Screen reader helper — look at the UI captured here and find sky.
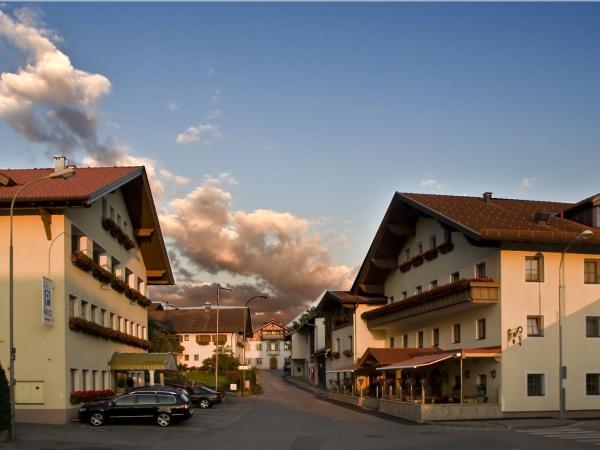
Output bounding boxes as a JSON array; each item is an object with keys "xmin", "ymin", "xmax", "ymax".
[{"xmin": 1, "ymin": 2, "xmax": 600, "ymax": 324}]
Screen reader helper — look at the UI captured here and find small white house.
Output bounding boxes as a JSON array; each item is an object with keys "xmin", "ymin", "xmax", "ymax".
[{"xmin": 245, "ymin": 320, "xmax": 290, "ymax": 370}]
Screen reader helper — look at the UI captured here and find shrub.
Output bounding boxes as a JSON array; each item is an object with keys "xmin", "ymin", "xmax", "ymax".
[{"xmin": 0, "ymin": 365, "xmax": 10, "ymax": 432}]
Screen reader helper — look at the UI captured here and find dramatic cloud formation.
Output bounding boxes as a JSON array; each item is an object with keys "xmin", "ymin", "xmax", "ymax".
[
  {"xmin": 158, "ymin": 176, "xmax": 355, "ymax": 321},
  {"xmin": 0, "ymin": 9, "xmax": 114, "ymax": 161}
]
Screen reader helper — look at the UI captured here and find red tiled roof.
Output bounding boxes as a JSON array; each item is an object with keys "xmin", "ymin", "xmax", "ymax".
[
  {"xmin": 401, "ymin": 192, "xmax": 599, "ymax": 242},
  {"xmin": 357, "ymin": 347, "xmax": 442, "ymax": 368},
  {"xmin": 0, "ymin": 166, "xmax": 141, "ymax": 204},
  {"xmin": 327, "ymin": 290, "xmax": 388, "ymax": 305}
]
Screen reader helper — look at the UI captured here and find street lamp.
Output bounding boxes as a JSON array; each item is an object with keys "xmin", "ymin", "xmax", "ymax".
[
  {"xmin": 215, "ymin": 284, "xmax": 231, "ymax": 391},
  {"xmin": 558, "ymin": 229, "xmax": 593, "ymax": 420},
  {"xmin": 241, "ymin": 295, "xmax": 268, "ymax": 396},
  {"xmin": 8, "ymin": 166, "xmax": 75, "ymax": 440}
]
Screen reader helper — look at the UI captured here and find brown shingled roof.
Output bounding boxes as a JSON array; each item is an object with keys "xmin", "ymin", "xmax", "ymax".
[{"xmin": 149, "ymin": 308, "xmax": 252, "ymax": 336}]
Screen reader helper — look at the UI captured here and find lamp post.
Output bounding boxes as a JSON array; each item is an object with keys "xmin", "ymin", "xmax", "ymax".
[
  {"xmin": 558, "ymin": 229, "xmax": 593, "ymax": 421},
  {"xmin": 214, "ymin": 284, "xmax": 231, "ymax": 391},
  {"xmin": 241, "ymin": 295, "xmax": 267, "ymax": 396},
  {"xmin": 8, "ymin": 167, "xmax": 75, "ymax": 440}
]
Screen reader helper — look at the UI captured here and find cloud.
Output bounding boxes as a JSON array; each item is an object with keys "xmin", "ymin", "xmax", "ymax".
[
  {"xmin": 0, "ymin": 9, "xmax": 112, "ymax": 160},
  {"xmin": 167, "ymin": 101, "xmax": 179, "ymax": 112},
  {"xmin": 175, "ymin": 123, "xmax": 220, "ymax": 144},
  {"xmin": 207, "ymin": 66, "xmax": 215, "ymax": 77},
  {"xmin": 420, "ymin": 178, "xmax": 442, "ymax": 190},
  {"xmin": 519, "ymin": 178, "xmax": 536, "ymax": 189},
  {"xmin": 157, "ymin": 177, "xmax": 355, "ymax": 320},
  {"xmin": 160, "ymin": 168, "xmax": 190, "ymax": 186}
]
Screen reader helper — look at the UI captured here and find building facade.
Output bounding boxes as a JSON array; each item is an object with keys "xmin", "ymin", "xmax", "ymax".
[
  {"xmin": 348, "ymin": 191, "xmax": 600, "ymax": 418},
  {"xmin": 0, "ymin": 159, "xmax": 173, "ymax": 423},
  {"xmin": 245, "ymin": 320, "xmax": 290, "ymax": 370},
  {"xmin": 149, "ymin": 304, "xmax": 251, "ymax": 367}
]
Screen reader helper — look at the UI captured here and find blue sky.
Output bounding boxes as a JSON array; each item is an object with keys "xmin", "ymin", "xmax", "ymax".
[{"xmin": 2, "ymin": 2, "xmax": 600, "ymax": 319}]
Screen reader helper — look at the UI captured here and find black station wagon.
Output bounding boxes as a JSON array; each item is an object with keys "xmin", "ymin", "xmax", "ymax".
[{"xmin": 78, "ymin": 391, "xmax": 193, "ymax": 427}]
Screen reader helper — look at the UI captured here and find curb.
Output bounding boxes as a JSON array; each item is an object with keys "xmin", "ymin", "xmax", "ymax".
[{"xmin": 427, "ymin": 419, "xmax": 580, "ymax": 431}]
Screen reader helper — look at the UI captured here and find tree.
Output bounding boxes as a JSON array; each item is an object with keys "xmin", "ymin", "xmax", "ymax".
[
  {"xmin": 288, "ymin": 306, "xmax": 316, "ymax": 332},
  {"xmin": 0, "ymin": 364, "xmax": 10, "ymax": 433},
  {"xmin": 148, "ymin": 320, "xmax": 184, "ymax": 354},
  {"xmin": 201, "ymin": 346, "xmax": 240, "ymax": 372}
]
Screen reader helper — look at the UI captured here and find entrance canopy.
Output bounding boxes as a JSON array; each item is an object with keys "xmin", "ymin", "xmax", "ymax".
[
  {"xmin": 109, "ymin": 352, "xmax": 178, "ymax": 371},
  {"xmin": 326, "ymin": 364, "xmax": 356, "ymax": 373},
  {"xmin": 376, "ymin": 353, "xmax": 457, "ymax": 371}
]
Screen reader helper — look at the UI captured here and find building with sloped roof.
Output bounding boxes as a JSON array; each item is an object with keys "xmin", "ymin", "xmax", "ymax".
[
  {"xmin": 341, "ymin": 191, "xmax": 600, "ymax": 420},
  {"xmin": 149, "ymin": 305, "xmax": 252, "ymax": 368},
  {"xmin": 0, "ymin": 157, "xmax": 173, "ymax": 423}
]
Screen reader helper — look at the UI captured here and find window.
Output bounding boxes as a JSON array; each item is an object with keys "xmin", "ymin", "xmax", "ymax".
[
  {"xmin": 109, "ymin": 206, "xmax": 115, "ymax": 220},
  {"xmin": 194, "ymin": 354, "xmax": 199, "ymax": 362},
  {"xmin": 405, "ymin": 249, "xmax": 410, "ymax": 262},
  {"xmin": 184, "ymin": 335, "xmax": 189, "ymax": 341},
  {"xmin": 477, "ymin": 374, "xmax": 487, "ymax": 395},
  {"xmin": 82, "ymin": 369, "xmax": 88, "ymax": 391},
  {"xmin": 117, "ymin": 214, "xmax": 122, "ymax": 227},
  {"xmin": 527, "ymin": 316, "xmax": 544, "ymax": 337},
  {"xmin": 586, "ymin": 316, "xmax": 600, "ymax": 337},
  {"xmin": 389, "ymin": 337, "xmax": 395, "ymax": 348},
  {"xmin": 81, "ymin": 300, "xmax": 88, "ymax": 320},
  {"xmin": 103, "ymin": 371, "xmax": 109, "ymax": 390},
  {"xmin": 429, "ymin": 234, "xmax": 437, "ymax": 250},
  {"xmin": 401, "ymin": 291, "xmax": 408, "ymax": 300},
  {"xmin": 450, "ymin": 272, "xmax": 460, "ymax": 283},
  {"xmin": 256, "ymin": 358, "xmax": 263, "ymax": 366},
  {"xmin": 69, "ymin": 295, "xmax": 77, "ymax": 318},
  {"xmin": 110, "ymin": 313, "xmax": 115, "ymax": 330},
  {"xmin": 118, "ymin": 316, "xmax": 123, "ymax": 332},
  {"xmin": 402, "ymin": 334, "xmax": 408, "ymax": 348},
  {"xmin": 444, "ymin": 229, "xmax": 452, "ymax": 243},
  {"xmin": 430, "ymin": 280, "xmax": 437, "ymax": 290},
  {"xmin": 417, "ymin": 241, "xmax": 423, "ymax": 255},
  {"xmin": 452, "ymin": 324, "xmax": 461, "ymax": 344},
  {"xmin": 415, "ymin": 286, "xmax": 422, "ymax": 295},
  {"xmin": 476, "ymin": 319, "xmax": 486, "ymax": 340},
  {"xmin": 527, "ymin": 374, "xmax": 545, "ymax": 397},
  {"xmin": 584, "ymin": 260, "xmax": 600, "ymax": 284},
  {"xmin": 92, "ymin": 370, "xmax": 98, "ymax": 390},
  {"xmin": 70, "ymin": 369, "xmax": 78, "ymax": 393},
  {"xmin": 184, "ymin": 354, "xmax": 190, "ymax": 361},
  {"xmin": 432, "ymin": 328, "xmax": 440, "ymax": 347},
  {"xmin": 335, "ymin": 338, "xmax": 340, "ymax": 353},
  {"xmin": 525, "ymin": 255, "xmax": 544, "ymax": 282},
  {"xmin": 115, "ymin": 395, "xmax": 138, "ymax": 406},
  {"xmin": 216, "ymin": 334, "xmax": 227, "ymax": 345},
  {"xmin": 158, "ymin": 395, "xmax": 176, "ymax": 404},
  {"xmin": 587, "ymin": 374, "xmax": 600, "ymax": 396},
  {"xmin": 90, "ymin": 305, "xmax": 97, "ymax": 323},
  {"xmin": 417, "ymin": 331, "xmax": 424, "ymax": 348},
  {"xmin": 256, "ymin": 342, "xmax": 263, "ymax": 351},
  {"xmin": 137, "ymin": 394, "xmax": 157, "ymax": 405},
  {"xmin": 475, "ymin": 262, "xmax": 486, "ymax": 278},
  {"xmin": 196, "ymin": 335, "xmax": 210, "ymax": 345},
  {"xmin": 348, "ymin": 335, "xmax": 353, "ymax": 354}
]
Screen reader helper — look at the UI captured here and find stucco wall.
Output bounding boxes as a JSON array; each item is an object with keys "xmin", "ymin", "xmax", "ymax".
[{"xmin": 179, "ymin": 332, "xmax": 240, "ymax": 367}]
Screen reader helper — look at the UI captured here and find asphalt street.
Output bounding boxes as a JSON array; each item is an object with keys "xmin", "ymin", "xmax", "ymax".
[{"xmin": 2, "ymin": 370, "xmax": 600, "ymax": 449}]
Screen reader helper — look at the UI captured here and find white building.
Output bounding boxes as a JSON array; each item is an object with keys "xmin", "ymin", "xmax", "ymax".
[{"xmin": 245, "ymin": 320, "xmax": 290, "ymax": 370}]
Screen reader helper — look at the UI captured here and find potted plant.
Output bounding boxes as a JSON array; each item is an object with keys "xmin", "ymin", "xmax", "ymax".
[
  {"xmin": 399, "ymin": 261, "xmax": 411, "ymax": 272},
  {"xmin": 423, "ymin": 248, "xmax": 438, "ymax": 261},
  {"xmin": 437, "ymin": 241, "xmax": 454, "ymax": 254},
  {"xmin": 342, "ymin": 349, "xmax": 353, "ymax": 358},
  {"xmin": 71, "ymin": 251, "xmax": 94, "ymax": 272},
  {"xmin": 330, "ymin": 351, "xmax": 340, "ymax": 359},
  {"xmin": 410, "ymin": 255, "xmax": 424, "ymax": 267}
]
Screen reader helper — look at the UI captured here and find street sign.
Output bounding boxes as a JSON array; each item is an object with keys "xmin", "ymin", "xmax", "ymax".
[
  {"xmin": 42, "ymin": 277, "xmax": 53, "ymax": 327},
  {"xmin": 238, "ymin": 365, "xmax": 251, "ymax": 371}
]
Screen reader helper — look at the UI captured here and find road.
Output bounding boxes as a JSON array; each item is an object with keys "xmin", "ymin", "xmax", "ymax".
[{"xmin": 2, "ymin": 370, "xmax": 600, "ymax": 449}]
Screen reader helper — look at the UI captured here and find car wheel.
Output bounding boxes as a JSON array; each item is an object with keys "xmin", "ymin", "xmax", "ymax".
[
  {"xmin": 156, "ymin": 412, "xmax": 171, "ymax": 427},
  {"xmin": 199, "ymin": 399, "xmax": 211, "ymax": 409},
  {"xmin": 89, "ymin": 412, "xmax": 105, "ymax": 427}
]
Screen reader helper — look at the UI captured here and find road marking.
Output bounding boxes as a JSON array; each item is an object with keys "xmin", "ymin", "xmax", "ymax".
[{"xmin": 518, "ymin": 427, "xmax": 600, "ymax": 447}]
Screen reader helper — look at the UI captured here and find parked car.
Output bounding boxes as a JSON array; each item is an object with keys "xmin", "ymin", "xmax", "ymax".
[
  {"xmin": 78, "ymin": 390, "xmax": 193, "ymax": 427},
  {"xmin": 185, "ymin": 386, "xmax": 223, "ymax": 409}
]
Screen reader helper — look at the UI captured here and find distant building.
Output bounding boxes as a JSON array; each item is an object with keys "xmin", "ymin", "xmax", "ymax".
[
  {"xmin": 245, "ymin": 320, "xmax": 290, "ymax": 370},
  {"xmin": 149, "ymin": 304, "xmax": 252, "ymax": 367},
  {"xmin": 0, "ymin": 158, "xmax": 173, "ymax": 423}
]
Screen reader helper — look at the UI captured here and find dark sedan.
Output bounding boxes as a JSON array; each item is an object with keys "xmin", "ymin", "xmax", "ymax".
[
  {"xmin": 185, "ymin": 385, "xmax": 223, "ymax": 409},
  {"xmin": 78, "ymin": 391, "xmax": 193, "ymax": 427}
]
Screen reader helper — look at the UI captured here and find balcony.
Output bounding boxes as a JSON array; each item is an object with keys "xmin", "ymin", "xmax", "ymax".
[
  {"xmin": 363, "ymin": 279, "xmax": 499, "ymax": 328},
  {"xmin": 266, "ymin": 350, "xmax": 280, "ymax": 356}
]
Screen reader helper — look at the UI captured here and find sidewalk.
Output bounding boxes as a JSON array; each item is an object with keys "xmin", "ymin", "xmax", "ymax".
[{"xmin": 284, "ymin": 376, "xmax": 584, "ymax": 430}]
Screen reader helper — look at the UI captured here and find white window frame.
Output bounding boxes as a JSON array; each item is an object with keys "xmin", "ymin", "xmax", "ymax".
[
  {"xmin": 585, "ymin": 371, "xmax": 600, "ymax": 397},
  {"xmin": 476, "ymin": 318, "xmax": 486, "ymax": 340}
]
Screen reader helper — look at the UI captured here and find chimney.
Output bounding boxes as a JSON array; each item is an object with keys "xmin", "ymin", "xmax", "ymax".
[
  {"xmin": 54, "ymin": 156, "xmax": 67, "ymax": 171},
  {"xmin": 482, "ymin": 192, "xmax": 493, "ymax": 203}
]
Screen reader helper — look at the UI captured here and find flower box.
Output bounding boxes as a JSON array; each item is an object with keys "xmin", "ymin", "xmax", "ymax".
[
  {"xmin": 330, "ymin": 351, "xmax": 340, "ymax": 359},
  {"xmin": 102, "ymin": 218, "xmax": 136, "ymax": 251},
  {"xmin": 399, "ymin": 261, "xmax": 411, "ymax": 272},
  {"xmin": 92, "ymin": 266, "xmax": 113, "ymax": 284},
  {"xmin": 69, "ymin": 317, "xmax": 152, "ymax": 350},
  {"xmin": 111, "ymin": 277, "xmax": 127, "ymax": 293},
  {"xmin": 71, "ymin": 251, "xmax": 94, "ymax": 272},
  {"xmin": 438, "ymin": 242, "xmax": 454, "ymax": 254},
  {"xmin": 342, "ymin": 349, "xmax": 353, "ymax": 358},
  {"xmin": 70, "ymin": 390, "xmax": 114, "ymax": 404},
  {"xmin": 410, "ymin": 255, "xmax": 424, "ymax": 267},
  {"xmin": 423, "ymin": 248, "xmax": 438, "ymax": 261}
]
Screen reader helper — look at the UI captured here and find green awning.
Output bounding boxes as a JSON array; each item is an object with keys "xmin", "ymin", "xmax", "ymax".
[{"xmin": 109, "ymin": 352, "xmax": 178, "ymax": 371}]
